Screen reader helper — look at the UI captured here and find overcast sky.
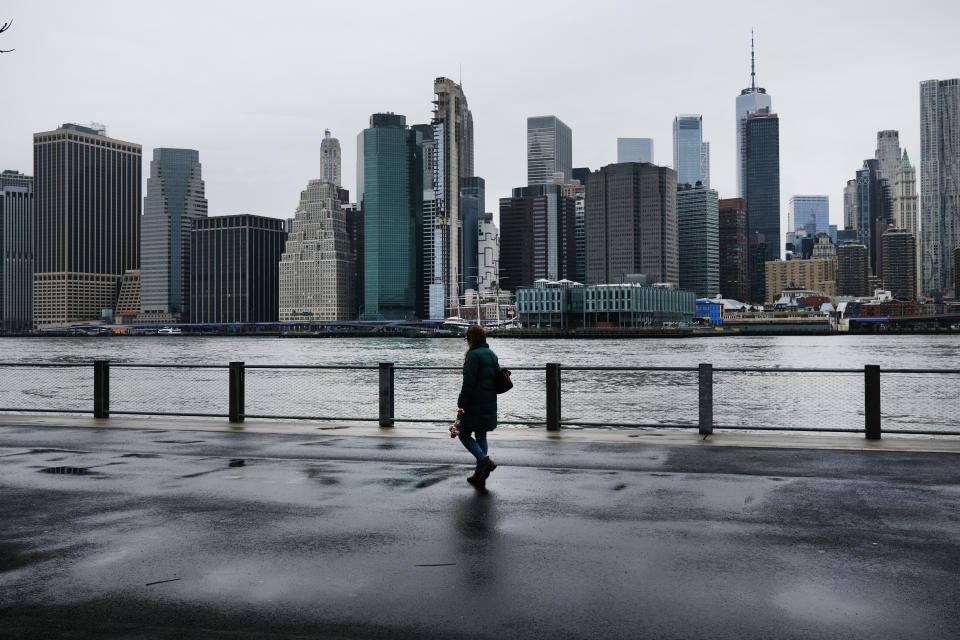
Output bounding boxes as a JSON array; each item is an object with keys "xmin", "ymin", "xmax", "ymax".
[{"xmin": 2, "ymin": 0, "xmax": 958, "ymax": 233}]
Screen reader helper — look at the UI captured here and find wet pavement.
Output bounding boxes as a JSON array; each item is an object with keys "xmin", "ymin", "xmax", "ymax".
[{"xmin": 1, "ymin": 424, "xmax": 959, "ymax": 639}]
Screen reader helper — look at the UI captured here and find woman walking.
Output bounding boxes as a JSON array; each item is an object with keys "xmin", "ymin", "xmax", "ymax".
[{"xmin": 457, "ymin": 324, "xmax": 498, "ymax": 489}]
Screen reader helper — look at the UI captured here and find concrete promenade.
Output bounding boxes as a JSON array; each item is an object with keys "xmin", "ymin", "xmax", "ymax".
[{"xmin": 1, "ymin": 415, "xmax": 959, "ymax": 639}]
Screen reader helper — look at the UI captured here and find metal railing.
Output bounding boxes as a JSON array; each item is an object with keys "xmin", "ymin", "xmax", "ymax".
[{"xmin": 1, "ymin": 360, "xmax": 959, "ymax": 438}]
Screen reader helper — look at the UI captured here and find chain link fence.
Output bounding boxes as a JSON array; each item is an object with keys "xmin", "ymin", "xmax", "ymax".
[
  {"xmin": 244, "ymin": 366, "xmax": 379, "ymax": 421},
  {"xmin": 880, "ymin": 370, "xmax": 960, "ymax": 433},
  {"xmin": 393, "ymin": 366, "xmax": 546, "ymax": 426},
  {"xmin": 0, "ymin": 363, "xmax": 91, "ymax": 413},
  {"xmin": 111, "ymin": 365, "xmax": 229, "ymax": 417},
  {"xmin": 714, "ymin": 369, "xmax": 864, "ymax": 432},
  {"xmin": 560, "ymin": 367, "xmax": 699, "ymax": 428}
]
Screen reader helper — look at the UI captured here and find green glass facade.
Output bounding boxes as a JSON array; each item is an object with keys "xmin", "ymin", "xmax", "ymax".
[{"xmin": 358, "ymin": 114, "xmax": 422, "ymax": 320}]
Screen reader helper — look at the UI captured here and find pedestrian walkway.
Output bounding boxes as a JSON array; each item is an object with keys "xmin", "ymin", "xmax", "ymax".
[{"xmin": 1, "ymin": 418, "xmax": 958, "ymax": 639}]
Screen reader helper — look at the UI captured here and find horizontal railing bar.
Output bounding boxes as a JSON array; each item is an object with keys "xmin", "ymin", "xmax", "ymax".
[
  {"xmin": 713, "ymin": 367, "xmax": 863, "ymax": 373},
  {"xmin": 394, "ymin": 366, "xmax": 545, "ymax": 371},
  {"xmin": 110, "ymin": 411, "xmax": 229, "ymax": 418},
  {"xmin": 561, "ymin": 366, "xmax": 699, "ymax": 372},
  {"xmin": 244, "ymin": 365, "xmax": 379, "ymax": 370},
  {"xmin": 245, "ymin": 414, "xmax": 381, "ymax": 421},
  {"xmin": 0, "ymin": 363, "xmax": 90, "ymax": 368},
  {"xmin": 875, "ymin": 369, "xmax": 960, "ymax": 375},
  {"xmin": 392, "ymin": 418, "xmax": 548, "ymax": 426},
  {"xmin": 559, "ymin": 420, "xmax": 696, "ymax": 428},
  {"xmin": 0, "ymin": 407, "xmax": 94, "ymax": 413},
  {"xmin": 110, "ymin": 364, "xmax": 229, "ymax": 369},
  {"xmin": 874, "ymin": 429, "xmax": 960, "ymax": 436},
  {"xmin": 2, "ymin": 361, "xmax": 959, "ymax": 375},
  {"xmin": 713, "ymin": 424, "xmax": 863, "ymax": 432}
]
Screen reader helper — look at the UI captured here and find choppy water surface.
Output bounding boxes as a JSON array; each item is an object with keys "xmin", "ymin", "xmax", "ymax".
[{"xmin": 1, "ymin": 335, "xmax": 958, "ymax": 433}]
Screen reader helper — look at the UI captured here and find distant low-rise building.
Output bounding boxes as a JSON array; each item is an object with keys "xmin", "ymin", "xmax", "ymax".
[
  {"xmin": 695, "ymin": 298, "xmax": 724, "ymax": 325},
  {"xmin": 765, "ymin": 258, "xmax": 837, "ymax": 303},
  {"xmin": 516, "ymin": 281, "xmax": 694, "ymax": 329}
]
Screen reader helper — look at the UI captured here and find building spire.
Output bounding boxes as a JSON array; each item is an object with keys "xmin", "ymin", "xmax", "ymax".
[{"xmin": 750, "ymin": 28, "xmax": 756, "ymax": 91}]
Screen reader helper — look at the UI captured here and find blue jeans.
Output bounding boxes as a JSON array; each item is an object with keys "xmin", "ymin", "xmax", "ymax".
[{"xmin": 458, "ymin": 429, "xmax": 488, "ymax": 468}]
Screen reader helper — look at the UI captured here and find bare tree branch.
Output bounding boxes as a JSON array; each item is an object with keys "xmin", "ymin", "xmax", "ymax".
[{"xmin": 0, "ymin": 19, "xmax": 14, "ymax": 53}]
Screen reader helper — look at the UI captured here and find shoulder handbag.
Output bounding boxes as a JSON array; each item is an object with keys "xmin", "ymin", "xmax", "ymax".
[{"xmin": 494, "ymin": 367, "xmax": 513, "ymax": 394}]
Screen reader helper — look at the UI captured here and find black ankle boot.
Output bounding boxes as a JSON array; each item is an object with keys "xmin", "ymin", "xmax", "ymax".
[{"xmin": 478, "ymin": 457, "xmax": 497, "ymax": 481}]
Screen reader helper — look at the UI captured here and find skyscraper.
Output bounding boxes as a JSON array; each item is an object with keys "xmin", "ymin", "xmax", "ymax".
[
  {"xmin": 357, "ymin": 113, "xmax": 423, "ymax": 320},
  {"xmin": 321, "ymin": 129, "xmax": 342, "ymax": 187},
  {"xmin": 499, "ymin": 184, "xmax": 577, "ymax": 290},
  {"xmin": 837, "ymin": 243, "xmax": 869, "ymax": 297},
  {"xmin": 527, "ymin": 116, "xmax": 572, "ymax": 186},
  {"xmin": 853, "ymin": 159, "xmax": 893, "ymax": 276},
  {"xmin": 279, "ymin": 180, "xmax": 355, "ymax": 321},
  {"xmin": 140, "ymin": 148, "xmax": 208, "ymax": 322},
  {"xmin": 787, "ymin": 195, "xmax": 829, "ymax": 236},
  {"xmin": 673, "ymin": 115, "xmax": 709, "ymax": 188},
  {"xmin": 429, "ymin": 77, "xmax": 474, "ymax": 315},
  {"xmin": 843, "ymin": 180, "xmax": 857, "ymax": 231},
  {"xmin": 617, "ymin": 138, "xmax": 653, "ymax": 164},
  {"xmin": 676, "ymin": 183, "xmax": 719, "ymax": 297},
  {"xmin": 873, "ymin": 131, "xmax": 919, "ymax": 240},
  {"xmin": 190, "ymin": 215, "xmax": 287, "ymax": 323},
  {"xmin": 460, "ymin": 177, "xmax": 485, "ymax": 292},
  {"xmin": 881, "ymin": 229, "xmax": 917, "ymax": 300},
  {"xmin": 32, "ymin": 123, "xmax": 141, "ymax": 329},
  {"xmin": 735, "ymin": 32, "xmax": 772, "ymax": 198},
  {"xmin": 742, "ymin": 109, "xmax": 780, "ymax": 303},
  {"xmin": 0, "ymin": 170, "xmax": 33, "ymax": 331},
  {"xmin": 718, "ymin": 198, "xmax": 749, "ymax": 302},
  {"xmin": 920, "ymin": 78, "xmax": 960, "ymax": 297},
  {"xmin": 585, "ymin": 163, "xmax": 679, "ymax": 286}
]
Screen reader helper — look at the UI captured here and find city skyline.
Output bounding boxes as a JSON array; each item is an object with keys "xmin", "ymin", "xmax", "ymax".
[{"xmin": 0, "ymin": 1, "xmax": 957, "ymax": 237}]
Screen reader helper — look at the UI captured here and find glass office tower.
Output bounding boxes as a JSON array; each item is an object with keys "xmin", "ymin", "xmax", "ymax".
[
  {"xmin": 358, "ymin": 113, "xmax": 423, "ymax": 320},
  {"xmin": 673, "ymin": 115, "xmax": 709, "ymax": 188},
  {"xmin": 140, "ymin": 148, "xmax": 208, "ymax": 322},
  {"xmin": 527, "ymin": 115, "xmax": 572, "ymax": 185}
]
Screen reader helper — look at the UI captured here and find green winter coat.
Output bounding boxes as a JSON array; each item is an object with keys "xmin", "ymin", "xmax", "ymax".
[{"xmin": 457, "ymin": 344, "xmax": 499, "ymax": 431}]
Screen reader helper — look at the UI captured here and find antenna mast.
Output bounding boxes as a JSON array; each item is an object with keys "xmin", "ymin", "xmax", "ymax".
[{"xmin": 750, "ymin": 29, "xmax": 756, "ymax": 91}]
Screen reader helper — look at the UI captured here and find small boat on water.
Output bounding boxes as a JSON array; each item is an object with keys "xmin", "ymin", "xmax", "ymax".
[{"xmin": 157, "ymin": 327, "xmax": 182, "ymax": 335}]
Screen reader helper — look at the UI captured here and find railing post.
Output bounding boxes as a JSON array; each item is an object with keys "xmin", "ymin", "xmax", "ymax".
[
  {"xmin": 93, "ymin": 359, "xmax": 110, "ymax": 419},
  {"xmin": 546, "ymin": 362, "xmax": 561, "ymax": 431},
  {"xmin": 229, "ymin": 361, "xmax": 245, "ymax": 423},
  {"xmin": 864, "ymin": 364, "xmax": 881, "ymax": 440},
  {"xmin": 698, "ymin": 363, "xmax": 713, "ymax": 436},
  {"xmin": 379, "ymin": 362, "xmax": 394, "ymax": 427}
]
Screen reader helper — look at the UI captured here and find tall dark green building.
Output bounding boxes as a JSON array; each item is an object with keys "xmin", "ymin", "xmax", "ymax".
[
  {"xmin": 742, "ymin": 109, "xmax": 780, "ymax": 304},
  {"xmin": 357, "ymin": 113, "xmax": 423, "ymax": 320}
]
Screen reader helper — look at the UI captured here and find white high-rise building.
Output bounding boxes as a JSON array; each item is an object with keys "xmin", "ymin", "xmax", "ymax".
[
  {"xmin": 478, "ymin": 211, "xmax": 500, "ymax": 295},
  {"xmin": 320, "ymin": 129, "xmax": 341, "ymax": 187},
  {"xmin": 920, "ymin": 79, "xmax": 960, "ymax": 297},
  {"xmin": 279, "ymin": 180, "xmax": 354, "ymax": 321},
  {"xmin": 616, "ymin": 138, "xmax": 653, "ymax": 164},
  {"xmin": 735, "ymin": 33, "xmax": 772, "ymax": 197}
]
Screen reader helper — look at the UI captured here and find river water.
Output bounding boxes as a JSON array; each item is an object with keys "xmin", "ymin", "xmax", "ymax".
[{"xmin": 1, "ymin": 335, "xmax": 958, "ymax": 433}]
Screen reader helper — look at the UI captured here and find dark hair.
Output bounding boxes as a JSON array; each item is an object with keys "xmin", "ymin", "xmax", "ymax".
[{"xmin": 464, "ymin": 324, "xmax": 487, "ymax": 353}]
